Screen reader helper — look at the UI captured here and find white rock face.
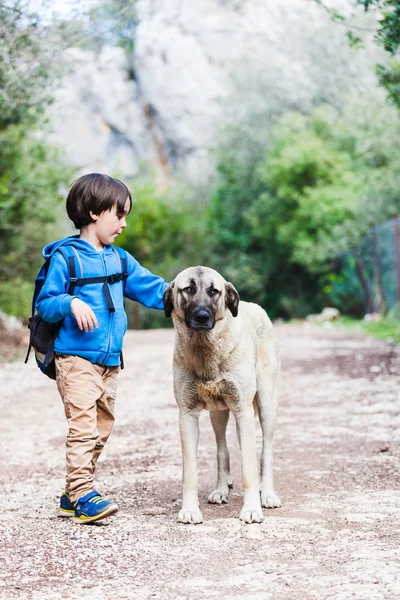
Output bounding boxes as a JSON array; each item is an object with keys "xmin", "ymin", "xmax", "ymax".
[
  {"xmin": 49, "ymin": 0, "xmax": 381, "ymax": 183},
  {"xmin": 48, "ymin": 46, "xmax": 149, "ymax": 179}
]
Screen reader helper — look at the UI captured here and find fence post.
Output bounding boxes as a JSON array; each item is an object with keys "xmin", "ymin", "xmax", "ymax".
[
  {"xmin": 395, "ymin": 215, "xmax": 400, "ymax": 307},
  {"xmin": 371, "ymin": 226, "xmax": 386, "ymax": 315},
  {"xmin": 353, "ymin": 247, "xmax": 374, "ymax": 314}
]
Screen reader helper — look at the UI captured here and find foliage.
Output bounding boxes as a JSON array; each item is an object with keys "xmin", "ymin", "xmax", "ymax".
[
  {"xmin": 356, "ymin": 1, "xmax": 400, "ymax": 54},
  {"xmin": 0, "ymin": 1, "xmax": 50, "ymax": 128},
  {"xmin": 358, "ymin": 1, "xmax": 400, "ymax": 108},
  {"xmin": 376, "ymin": 60, "xmax": 400, "ymax": 108},
  {"xmin": 118, "ymin": 178, "xmax": 207, "ymax": 277},
  {"xmin": 0, "ymin": 1, "xmax": 73, "ymax": 317},
  {"xmin": 315, "ymin": 1, "xmax": 400, "ymax": 109},
  {"xmin": 47, "ymin": 0, "xmax": 138, "ymax": 54},
  {"xmin": 2, "ymin": 0, "xmax": 400, "ymax": 329},
  {"xmin": 206, "ymin": 92, "xmax": 400, "ymax": 318},
  {"xmin": 315, "ymin": 0, "xmax": 400, "ymax": 53},
  {"xmin": 333, "ymin": 312, "xmax": 400, "ymax": 344},
  {"xmin": 86, "ymin": 0, "xmax": 137, "ymax": 53},
  {"xmin": 0, "ymin": 279, "xmax": 33, "ymax": 320},
  {"xmin": 322, "ymin": 256, "xmax": 366, "ymax": 317},
  {"xmin": 116, "ymin": 177, "xmax": 208, "ymax": 328},
  {"xmin": 0, "ymin": 125, "xmax": 72, "ymax": 281}
]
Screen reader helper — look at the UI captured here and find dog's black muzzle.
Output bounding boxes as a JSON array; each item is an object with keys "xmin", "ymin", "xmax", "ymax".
[{"xmin": 186, "ymin": 307, "xmax": 215, "ymax": 330}]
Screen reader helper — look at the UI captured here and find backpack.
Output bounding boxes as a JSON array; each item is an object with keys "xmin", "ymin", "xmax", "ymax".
[{"xmin": 25, "ymin": 245, "xmax": 128, "ymax": 380}]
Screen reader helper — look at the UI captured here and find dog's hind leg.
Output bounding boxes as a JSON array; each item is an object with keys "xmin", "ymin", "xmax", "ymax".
[
  {"xmin": 257, "ymin": 361, "xmax": 282, "ymax": 509},
  {"xmin": 208, "ymin": 410, "xmax": 233, "ymax": 504},
  {"xmin": 234, "ymin": 405, "xmax": 264, "ymax": 523}
]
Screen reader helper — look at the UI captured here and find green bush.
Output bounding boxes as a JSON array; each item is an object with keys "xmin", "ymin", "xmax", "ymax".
[
  {"xmin": 0, "ymin": 0, "xmax": 73, "ymax": 322},
  {"xmin": 335, "ymin": 314, "xmax": 400, "ymax": 344},
  {"xmin": 205, "ymin": 93, "xmax": 400, "ymax": 318},
  {"xmin": 116, "ymin": 177, "xmax": 208, "ymax": 328},
  {"xmin": 0, "ymin": 280, "xmax": 33, "ymax": 321}
]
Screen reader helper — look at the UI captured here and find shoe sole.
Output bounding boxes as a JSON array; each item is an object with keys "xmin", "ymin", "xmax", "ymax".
[
  {"xmin": 73, "ymin": 503, "xmax": 118, "ymax": 524},
  {"xmin": 58, "ymin": 508, "xmax": 75, "ymax": 517}
]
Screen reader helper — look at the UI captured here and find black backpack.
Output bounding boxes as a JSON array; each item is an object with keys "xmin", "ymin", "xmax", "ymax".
[{"xmin": 25, "ymin": 245, "xmax": 128, "ymax": 379}]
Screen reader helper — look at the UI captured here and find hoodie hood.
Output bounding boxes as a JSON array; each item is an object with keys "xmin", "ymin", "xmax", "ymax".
[{"xmin": 42, "ymin": 236, "xmax": 114, "ymax": 260}]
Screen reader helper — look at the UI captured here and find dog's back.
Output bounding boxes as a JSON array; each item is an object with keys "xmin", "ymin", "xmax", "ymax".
[{"xmin": 236, "ymin": 301, "xmax": 280, "ymax": 375}]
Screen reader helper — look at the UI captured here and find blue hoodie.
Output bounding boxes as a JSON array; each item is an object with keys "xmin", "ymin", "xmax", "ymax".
[{"xmin": 36, "ymin": 236, "xmax": 168, "ymax": 366}]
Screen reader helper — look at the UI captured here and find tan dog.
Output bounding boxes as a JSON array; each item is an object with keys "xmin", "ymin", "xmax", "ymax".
[{"xmin": 163, "ymin": 266, "xmax": 281, "ymax": 524}]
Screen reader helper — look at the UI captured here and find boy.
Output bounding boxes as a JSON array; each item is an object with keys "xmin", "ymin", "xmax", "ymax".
[{"xmin": 36, "ymin": 173, "xmax": 168, "ymax": 524}]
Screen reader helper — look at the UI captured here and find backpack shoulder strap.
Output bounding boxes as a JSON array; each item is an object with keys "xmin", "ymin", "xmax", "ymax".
[
  {"xmin": 56, "ymin": 246, "xmax": 81, "ymax": 295},
  {"xmin": 113, "ymin": 246, "xmax": 127, "ymax": 269},
  {"xmin": 112, "ymin": 247, "xmax": 128, "ymax": 288},
  {"xmin": 31, "ymin": 246, "xmax": 79, "ymax": 315},
  {"xmin": 32, "ymin": 262, "xmax": 50, "ymax": 316}
]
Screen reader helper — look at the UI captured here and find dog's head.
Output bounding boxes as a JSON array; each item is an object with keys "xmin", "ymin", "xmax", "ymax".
[{"xmin": 163, "ymin": 266, "xmax": 240, "ymax": 330}]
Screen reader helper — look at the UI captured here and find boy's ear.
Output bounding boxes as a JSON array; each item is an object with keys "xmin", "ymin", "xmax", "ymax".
[
  {"xmin": 225, "ymin": 282, "xmax": 240, "ymax": 317},
  {"xmin": 163, "ymin": 282, "xmax": 175, "ymax": 318},
  {"xmin": 89, "ymin": 211, "xmax": 99, "ymax": 221}
]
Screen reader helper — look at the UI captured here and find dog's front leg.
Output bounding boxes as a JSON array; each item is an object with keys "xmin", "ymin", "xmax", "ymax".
[
  {"xmin": 178, "ymin": 410, "xmax": 203, "ymax": 524},
  {"xmin": 235, "ymin": 408, "xmax": 264, "ymax": 523},
  {"xmin": 208, "ymin": 410, "xmax": 232, "ymax": 504}
]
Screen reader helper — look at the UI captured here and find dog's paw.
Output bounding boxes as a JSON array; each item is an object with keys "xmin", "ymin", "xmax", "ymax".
[
  {"xmin": 208, "ymin": 489, "xmax": 229, "ymax": 504},
  {"xmin": 239, "ymin": 506, "xmax": 264, "ymax": 524},
  {"xmin": 260, "ymin": 492, "xmax": 281, "ymax": 509},
  {"xmin": 178, "ymin": 508, "xmax": 204, "ymax": 524}
]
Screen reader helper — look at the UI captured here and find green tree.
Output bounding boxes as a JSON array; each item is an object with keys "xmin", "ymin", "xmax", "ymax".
[
  {"xmin": 207, "ymin": 92, "xmax": 400, "ymax": 317},
  {"xmin": 357, "ymin": 1, "xmax": 400, "ymax": 54},
  {"xmin": 47, "ymin": 0, "xmax": 138, "ymax": 54},
  {"xmin": 116, "ymin": 177, "xmax": 207, "ymax": 327},
  {"xmin": 206, "ymin": 136, "xmax": 269, "ymax": 304},
  {"xmin": 315, "ymin": 0, "xmax": 400, "ymax": 109},
  {"xmin": 0, "ymin": 1, "xmax": 72, "ymax": 318},
  {"xmin": 357, "ymin": 1, "xmax": 400, "ymax": 109},
  {"xmin": 86, "ymin": 0, "xmax": 137, "ymax": 53}
]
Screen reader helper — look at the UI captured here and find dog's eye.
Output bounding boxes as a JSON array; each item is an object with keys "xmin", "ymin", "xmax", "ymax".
[
  {"xmin": 183, "ymin": 286, "xmax": 193, "ymax": 294},
  {"xmin": 209, "ymin": 289, "xmax": 220, "ymax": 297}
]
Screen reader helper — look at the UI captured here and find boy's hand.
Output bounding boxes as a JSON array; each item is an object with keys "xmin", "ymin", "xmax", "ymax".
[{"xmin": 71, "ymin": 298, "xmax": 98, "ymax": 332}]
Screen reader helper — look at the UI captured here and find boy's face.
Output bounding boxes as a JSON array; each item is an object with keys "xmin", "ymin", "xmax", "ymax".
[{"xmin": 90, "ymin": 198, "xmax": 130, "ymax": 247}]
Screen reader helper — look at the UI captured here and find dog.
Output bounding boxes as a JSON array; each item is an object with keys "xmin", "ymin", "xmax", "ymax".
[
  {"xmin": 164, "ymin": 266, "xmax": 281, "ymax": 524},
  {"xmin": 163, "ymin": 266, "xmax": 281, "ymax": 524}
]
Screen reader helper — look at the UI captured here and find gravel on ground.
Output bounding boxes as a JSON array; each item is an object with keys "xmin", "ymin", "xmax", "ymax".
[{"xmin": 0, "ymin": 325, "xmax": 399, "ymax": 600}]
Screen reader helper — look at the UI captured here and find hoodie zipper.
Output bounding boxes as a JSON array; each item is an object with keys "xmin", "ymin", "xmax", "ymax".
[{"xmin": 101, "ymin": 251, "xmax": 115, "ymax": 360}]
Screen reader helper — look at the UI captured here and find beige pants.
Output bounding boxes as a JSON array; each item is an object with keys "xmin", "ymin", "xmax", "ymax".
[{"xmin": 55, "ymin": 354, "xmax": 120, "ymax": 502}]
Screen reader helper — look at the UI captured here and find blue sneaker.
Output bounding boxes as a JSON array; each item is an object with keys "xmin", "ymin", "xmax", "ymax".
[
  {"xmin": 73, "ymin": 490, "xmax": 118, "ymax": 524},
  {"xmin": 58, "ymin": 492, "xmax": 75, "ymax": 517}
]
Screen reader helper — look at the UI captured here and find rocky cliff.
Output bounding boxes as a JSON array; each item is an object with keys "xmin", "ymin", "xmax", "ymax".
[{"xmin": 49, "ymin": 0, "xmax": 380, "ymax": 185}]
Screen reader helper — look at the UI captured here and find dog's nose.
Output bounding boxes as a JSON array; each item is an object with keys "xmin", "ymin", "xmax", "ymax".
[{"xmin": 193, "ymin": 308, "xmax": 210, "ymax": 323}]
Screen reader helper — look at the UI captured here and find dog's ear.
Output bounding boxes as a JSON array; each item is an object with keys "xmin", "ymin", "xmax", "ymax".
[
  {"xmin": 163, "ymin": 282, "xmax": 175, "ymax": 318},
  {"xmin": 225, "ymin": 282, "xmax": 240, "ymax": 317}
]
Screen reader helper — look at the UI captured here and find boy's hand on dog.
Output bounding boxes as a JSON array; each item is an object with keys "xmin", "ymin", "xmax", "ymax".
[{"xmin": 71, "ymin": 298, "xmax": 98, "ymax": 332}]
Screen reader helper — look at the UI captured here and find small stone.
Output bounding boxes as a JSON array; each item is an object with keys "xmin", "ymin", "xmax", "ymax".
[{"xmin": 242, "ymin": 527, "xmax": 265, "ymax": 540}]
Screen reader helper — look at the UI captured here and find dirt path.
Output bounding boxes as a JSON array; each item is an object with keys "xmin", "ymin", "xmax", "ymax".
[{"xmin": 0, "ymin": 325, "xmax": 399, "ymax": 600}]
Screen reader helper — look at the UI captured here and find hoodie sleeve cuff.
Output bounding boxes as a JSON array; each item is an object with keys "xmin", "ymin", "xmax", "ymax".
[{"xmin": 61, "ymin": 295, "xmax": 78, "ymax": 316}]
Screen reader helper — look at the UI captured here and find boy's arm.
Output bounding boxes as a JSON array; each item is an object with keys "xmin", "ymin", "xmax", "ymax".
[
  {"xmin": 124, "ymin": 252, "xmax": 168, "ymax": 310},
  {"xmin": 36, "ymin": 253, "xmax": 76, "ymax": 323}
]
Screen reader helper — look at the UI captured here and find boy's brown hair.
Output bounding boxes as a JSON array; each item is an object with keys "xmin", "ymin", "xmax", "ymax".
[{"xmin": 66, "ymin": 173, "xmax": 132, "ymax": 229}]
